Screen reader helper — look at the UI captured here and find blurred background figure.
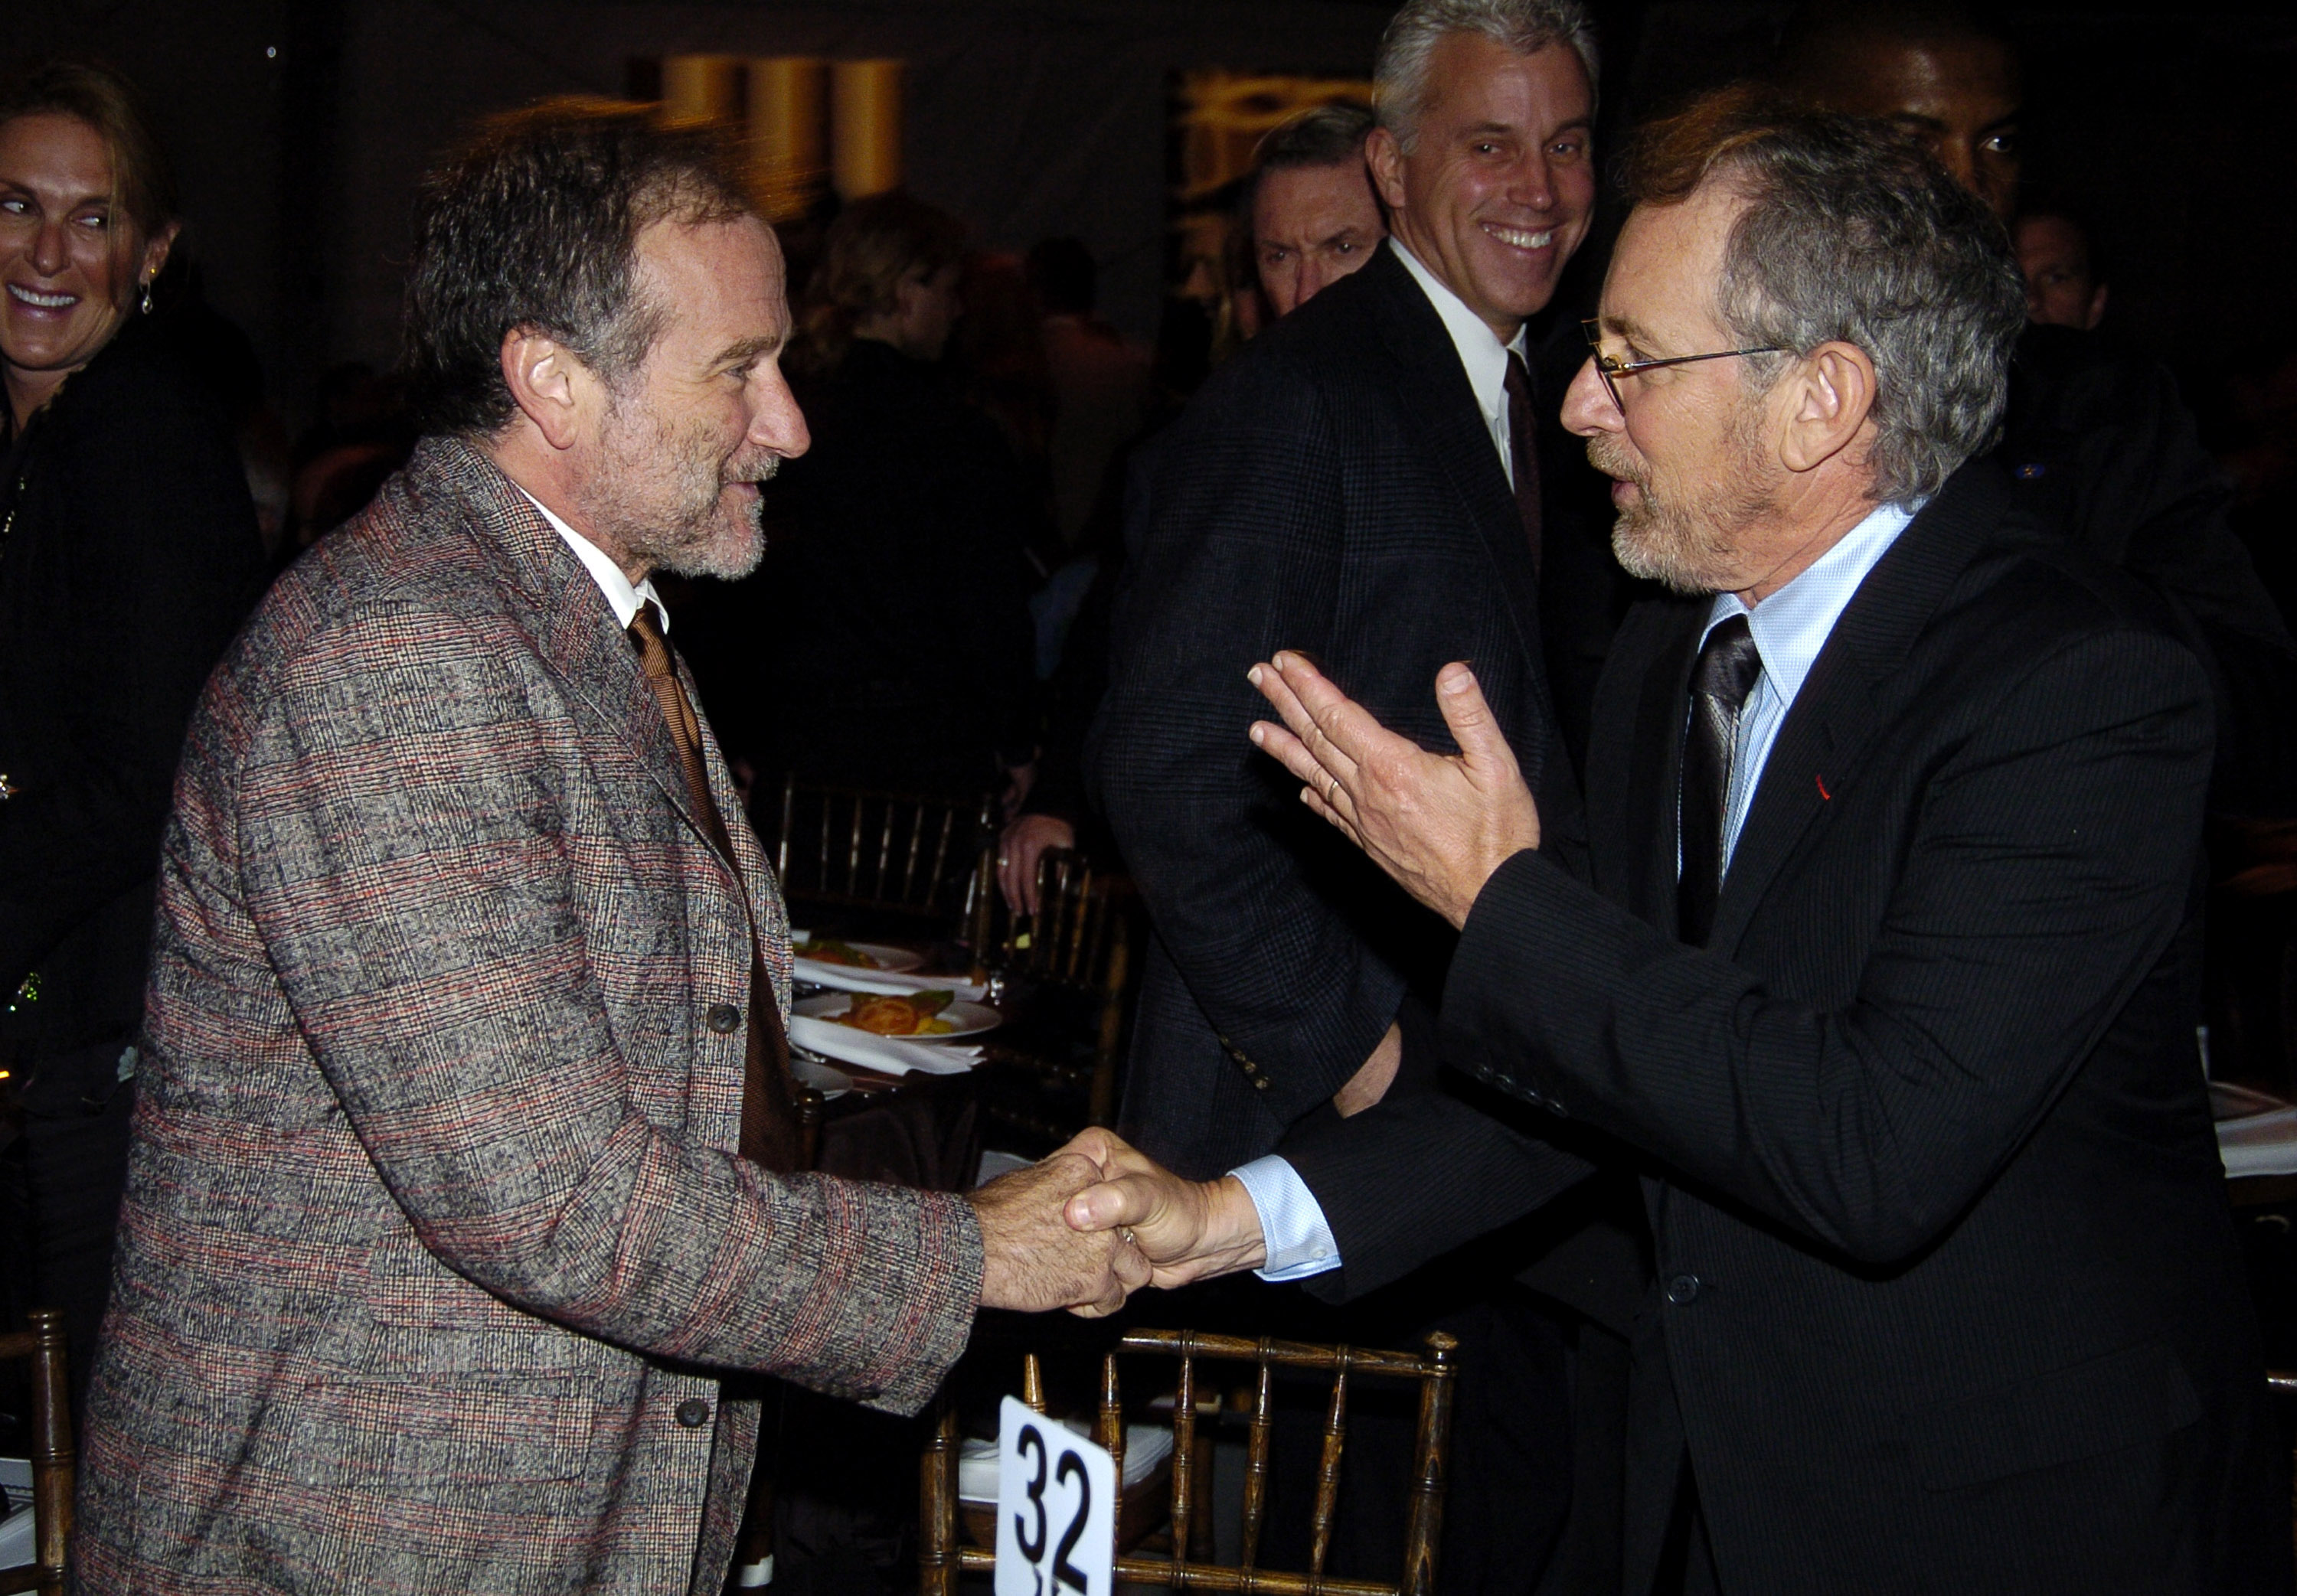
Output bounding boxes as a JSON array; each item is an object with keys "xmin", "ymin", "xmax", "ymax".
[
  {"xmin": 738, "ymin": 191, "xmax": 1041, "ymax": 808},
  {"xmin": 1773, "ymin": 0, "xmax": 2297, "ymax": 813},
  {"xmin": 2015, "ymin": 202, "xmax": 2109, "ymax": 331},
  {"xmin": 0, "ymin": 60, "xmax": 268, "ymax": 1418},
  {"xmin": 1244, "ymin": 100, "xmax": 1385, "ymax": 318},
  {"xmin": 1028, "ymin": 236, "xmax": 1151, "ymax": 553}
]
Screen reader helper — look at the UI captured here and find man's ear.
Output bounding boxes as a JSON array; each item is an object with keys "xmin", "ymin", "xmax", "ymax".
[
  {"xmin": 1777, "ymin": 341, "xmax": 1877, "ymax": 475},
  {"xmin": 2084, "ymin": 282, "xmax": 2109, "ymax": 331},
  {"xmin": 1364, "ymin": 126, "xmax": 1409, "ymax": 214},
  {"xmin": 499, "ymin": 328, "xmax": 588, "ymax": 452}
]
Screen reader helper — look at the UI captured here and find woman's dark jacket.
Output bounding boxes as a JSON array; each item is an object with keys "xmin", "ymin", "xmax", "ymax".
[
  {"xmin": 744, "ymin": 336, "xmax": 1039, "ymax": 798},
  {"xmin": 0, "ymin": 315, "xmax": 267, "ymax": 1066}
]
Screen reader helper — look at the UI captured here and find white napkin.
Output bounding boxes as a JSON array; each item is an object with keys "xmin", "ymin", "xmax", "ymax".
[
  {"xmin": 2218, "ymin": 1106, "xmax": 2297, "ymax": 1177},
  {"xmin": 790, "ymin": 1014, "xmax": 984, "ymax": 1077},
  {"xmin": 789, "ymin": 958, "xmax": 989, "ymax": 1003}
]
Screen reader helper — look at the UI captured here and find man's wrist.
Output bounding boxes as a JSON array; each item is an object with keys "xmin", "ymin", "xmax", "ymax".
[{"xmin": 1199, "ymin": 1175, "xmax": 1269, "ymax": 1276}]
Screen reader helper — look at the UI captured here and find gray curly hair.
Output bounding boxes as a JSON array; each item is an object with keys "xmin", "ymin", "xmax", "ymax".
[
  {"xmin": 1374, "ymin": 0, "xmax": 1600, "ymax": 152},
  {"xmin": 1624, "ymin": 88, "xmax": 2026, "ymax": 506}
]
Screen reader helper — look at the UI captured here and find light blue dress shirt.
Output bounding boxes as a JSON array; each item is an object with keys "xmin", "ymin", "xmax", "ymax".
[{"xmin": 1235, "ymin": 498, "xmax": 1921, "ymax": 1280}]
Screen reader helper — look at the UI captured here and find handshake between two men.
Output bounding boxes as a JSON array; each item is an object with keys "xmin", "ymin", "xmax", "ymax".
[{"xmin": 974, "ymin": 648, "xmax": 1518, "ymax": 1317}]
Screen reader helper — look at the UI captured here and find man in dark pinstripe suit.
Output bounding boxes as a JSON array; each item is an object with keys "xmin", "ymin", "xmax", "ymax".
[{"xmin": 1073, "ymin": 93, "xmax": 2288, "ymax": 1595}]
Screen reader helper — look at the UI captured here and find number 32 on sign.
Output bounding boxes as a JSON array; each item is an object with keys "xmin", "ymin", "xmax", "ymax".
[{"xmin": 995, "ymin": 1395, "xmax": 1116, "ymax": 1596}]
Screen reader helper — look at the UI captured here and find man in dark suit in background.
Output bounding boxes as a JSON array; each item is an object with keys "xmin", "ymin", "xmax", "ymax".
[
  {"xmin": 1772, "ymin": 0, "xmax": 2297, "ymax": 810},
  {"xmin": 1093, "ymin": 0, "xmax": 1616, "ymax": 1188},
  {"xmin": 1073, "ymin": 92, "xmax": 2286, "ymax": 1595}
]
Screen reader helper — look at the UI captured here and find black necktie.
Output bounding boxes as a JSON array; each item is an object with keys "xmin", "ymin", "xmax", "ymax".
[
  {"xmin": 1504, "ymin": 351, "xmax": 1543, "ymax": 578},
  {"xmin": 1678, "ymin": 614, "xmax": 1763, "ymax": 947},
  {"xmin": 629, "ymin": 604, "xmax": 800, "ymax": 1171}
]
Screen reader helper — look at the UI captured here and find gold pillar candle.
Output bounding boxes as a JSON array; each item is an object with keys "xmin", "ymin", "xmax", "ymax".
[
  {"xmin": 831, "ymin": 59, "xmax": 904, "ymax": 201},
  {"xmin": 659, "ymin": 54, "xmax": 744, "ymax": 124},
  {"xmin": 748, "ymin": 57, "xmax": 828, "ymax": 222}
]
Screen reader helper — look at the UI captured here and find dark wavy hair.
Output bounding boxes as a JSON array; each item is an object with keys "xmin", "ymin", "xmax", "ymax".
[
  {"xmin": 1622, "ymin": 86, "xmax": 2026, "ymax": 505},
  {"xmin": 0, "ymin": 60, "xmax": 178, "ymax": 248},
  {"xmin": 401, "ymin": 98, "xmax": 753, "ymax": 435}
]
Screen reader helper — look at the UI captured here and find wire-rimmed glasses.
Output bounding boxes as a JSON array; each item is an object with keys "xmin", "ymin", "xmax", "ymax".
[{"xmin": 1581, "ymin": 318, "xmax": 1782, "ymax": 413}]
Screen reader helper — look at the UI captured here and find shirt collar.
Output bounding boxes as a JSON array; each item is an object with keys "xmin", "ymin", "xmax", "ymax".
[
  {"xmin": 517, "ymin": 486, "xmax": 664, "ymax": 632},
  {"xmin": 1700, "ymin": 498, "xmax": 1920, "ymax": 707},
  {"xmin": 1390, "ymin": 237, "xmax": 1527, "ymax": 426}
]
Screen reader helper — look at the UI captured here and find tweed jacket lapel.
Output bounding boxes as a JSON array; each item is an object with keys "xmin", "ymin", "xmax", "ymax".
[
  {"xmin": 1706, "ymin": 461, "xmax": 2009, "ymax": 957},
  {"xmin": 409, "ymin": 439, "xmax": 717, "ymax": 850},
  {"xmin": 1363, "ymin": 245, "xmax": 1550, "ymax": 712}
]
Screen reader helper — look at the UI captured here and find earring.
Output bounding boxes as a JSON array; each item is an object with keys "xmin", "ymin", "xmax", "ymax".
[{"xmin": 139, "ymin": 279, "xmax": 154, "ymax": 315}]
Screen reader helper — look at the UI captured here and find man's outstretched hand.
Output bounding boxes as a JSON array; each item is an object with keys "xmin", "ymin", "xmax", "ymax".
[
  {"xmin": 1055, "ymin": 1128, "xmax": 1267, "ymax": 1296},
  {"xmin": 970, "ymin": 1152, "xmax": 1150, "ymax": 1317},
  {"xmin": 1247, "ymin": 652, "xmax": 1541, "ymax": 929}
]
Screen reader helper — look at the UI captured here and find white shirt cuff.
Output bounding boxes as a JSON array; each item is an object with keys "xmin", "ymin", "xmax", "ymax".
[{"xmin": 1230, "ymin": 1156, "xmax": 1342, "ymax": 1281}]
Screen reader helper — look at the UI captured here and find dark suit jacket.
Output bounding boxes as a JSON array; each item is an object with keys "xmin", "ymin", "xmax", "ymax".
[
  {"xmin": 2001, "ymin": 325, "xmax": 2297, "ymax": 808},
  {"xmin": 0, "ymin": 315, "xmax": 266, "ymax": 1072},
  {"xmin": 1284, "ymin": 461, "xmax": 2286, "ymax": 1594},
  {"xmin": 1089, "ymin": 241, "xmax": 1609, "ymax": 1180}
]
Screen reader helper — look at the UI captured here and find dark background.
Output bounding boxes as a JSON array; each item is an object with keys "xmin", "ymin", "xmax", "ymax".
[{"xmin": 4, "ymin": 0, "xmax": 2292, "ymax": 435}]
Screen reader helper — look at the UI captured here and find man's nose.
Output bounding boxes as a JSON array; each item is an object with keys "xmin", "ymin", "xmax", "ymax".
[
  {"xmin": 1508, "ymin": 149, "xmax": 1557, "ymax": 212},
  {"xmin": 751, "ymin": 368, "xmax": 810, "ymax": 459},
  {"xmin": 1560, "ymin": 356, "xmax": 1616, "ymax": 438},
  {"xmin": 1298, "ymin": 256, "xmax": 1335, "ymax": 307}
]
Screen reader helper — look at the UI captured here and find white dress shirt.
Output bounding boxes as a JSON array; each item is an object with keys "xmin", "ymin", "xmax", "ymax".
[
  {"xmin": 519, "ymin": 486, "xmax": 665, "ymax": 632},
  {"xmin": 1389, "ymin": 238, "xmax": 1531, "ymax": 488},
  {"xmin": 1237, "ymin": 496, "xmax": 1922, "ymax": 1281}
]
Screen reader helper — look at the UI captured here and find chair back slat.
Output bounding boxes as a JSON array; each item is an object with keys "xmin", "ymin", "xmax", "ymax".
[
  {"xmin": 1099, "ymin": 1352, "xmax": 1127, "ymax": 1542},
  {"xmin": 919, "ymin": 1402, "xmax": 960, "ymax": 1596},
  {"xmin": 1239, "ymin": 1357, "xmax": 1274, "ymax": 1570},
  {"xmin": 1307, "ymin": 1357, "xmax": 1351, "ymax": 1579},
  {"xmin": 0, "ymin": 1308, "xmax": 71, "ymax": 1596},
  {"xmin": 765, "ymin": 777, "xmax": 992, "ymax": 928},
  {"xmin": 1168, "ymin": 1352, "xmax": 1198, "ymax": 1574},
  {"xmin": 1399, "ymin": 1333, "xmax": 1458, "ymax": 1596}
]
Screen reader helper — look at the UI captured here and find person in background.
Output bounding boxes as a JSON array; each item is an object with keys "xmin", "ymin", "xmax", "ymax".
[
  {"xmin": 0, "ymin": 60, "xmax": 268, "ymax": 1420},
  {"xmin": 747, "ymin": 192, "xmax": 1041, "ymax": 810},
  {"xmin": 994, "ymin": 107, "xmax": 1390, "ymax": 917},
  {"xmin": 2014, "ymin": 203, "xmax": 2108, "ymax": 331},
  {"xmin": 1773, "ymin": 0, "xmax": 2297, "ymax": 809},
  {"xmin": 1246, "ymin": 100, "xmax": 1387, "ymax": 318},
  {"xmin": 1029, "ymin": 237, "xmax": 1151, "ymax": 553}
]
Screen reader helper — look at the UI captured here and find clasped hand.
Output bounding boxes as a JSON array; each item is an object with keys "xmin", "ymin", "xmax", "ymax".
[{"xmin": 971, "ymin": 1132, "xmax": 1272, "ymax": 1317}]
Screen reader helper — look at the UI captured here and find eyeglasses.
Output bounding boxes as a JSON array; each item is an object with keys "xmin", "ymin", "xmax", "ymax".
[{"xmin": 1581, "ymin": 318, "xmax": 1781, "ymax": 413}]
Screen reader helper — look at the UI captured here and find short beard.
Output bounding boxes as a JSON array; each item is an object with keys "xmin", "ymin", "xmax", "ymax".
[
  {"xmin": 585, "ymin": 387, "xmax": 778, "ymax": 583},
  {"xmin": 1590, "ymin": 399, "xmax": 1776, "ymax": 596}
]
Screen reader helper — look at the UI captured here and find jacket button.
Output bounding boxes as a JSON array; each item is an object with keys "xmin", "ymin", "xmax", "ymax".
[
  {"xmin": 1253, "ymin": 1077, "xmax": 1269, "ymax": 1091},
  {"xmin": 1665, "ymin": 1273, "xmax": 1703, "ymax": 1305},
  {"xmin": 706, "ymin": 1004, "xmax": 742, "ymax": 1034},
  {"xmin": 676, "ymin": 1397, "xmax": 711, "ymax": 1428}
]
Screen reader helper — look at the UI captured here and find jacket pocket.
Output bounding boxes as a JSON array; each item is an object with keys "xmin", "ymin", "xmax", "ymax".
[
  {"xmin": 278, "ymin": 1372, "xmax": 599, "ymax": 1494},
  {"xmin": 1903, "ymin": 1338, "xmax": 2203, "ymax": 1491}
]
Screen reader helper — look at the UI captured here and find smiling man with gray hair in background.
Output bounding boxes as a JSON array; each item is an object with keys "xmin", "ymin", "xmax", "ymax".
[{"xmin": 1090, "ymin": 0, "xmax": 1634, "ymax": 1585}]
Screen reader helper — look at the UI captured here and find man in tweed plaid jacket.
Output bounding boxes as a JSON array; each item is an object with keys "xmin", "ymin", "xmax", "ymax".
[{"xmin": 70, "ymin": 103, "xmax": 1137, "ymax": 1593}]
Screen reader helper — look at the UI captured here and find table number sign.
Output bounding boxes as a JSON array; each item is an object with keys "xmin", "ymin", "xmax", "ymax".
[{"xmin": 993, "ymin": 1395, "xmax": 1115, "ymax": 1596}]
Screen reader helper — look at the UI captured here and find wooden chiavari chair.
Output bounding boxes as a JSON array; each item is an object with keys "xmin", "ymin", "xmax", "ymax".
[
  {"xmin": 0, "ymin": 1310, "xmax": 70, "ymax": 1596},
  {"xmin": 972, "ymin": 848, "xmax": 1140, "ymax": 1149},
  {"xmin": 765, "ymin": 776, "xmax": 996, "ymax": 935},
  {"xmin": 920, "ymin": 1328, "xmax": 1458, "ymax": 1596}
]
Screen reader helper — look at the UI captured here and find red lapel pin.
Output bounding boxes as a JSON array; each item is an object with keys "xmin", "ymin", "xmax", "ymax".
[{"xmin": 1815, "ymin": 774, "xmax": 1831, "ymax": 801}]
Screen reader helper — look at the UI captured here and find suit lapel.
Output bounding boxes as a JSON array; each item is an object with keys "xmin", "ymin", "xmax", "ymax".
[
  {"xmin": 1707, "ymin": 462, "xmax": 2011, "ymax": 955},
  {"xmin": 1364, "ymin": 246, "xmax": 1547, "ymax": 689},
  {"xmin": 420, "ymin": 439, "xmax": 708, "ymax": 845}
]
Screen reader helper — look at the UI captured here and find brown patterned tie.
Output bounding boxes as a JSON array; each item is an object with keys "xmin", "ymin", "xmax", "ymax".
[
  {"xmin": 628, "ymin": 603, "xmax": 800, "ymax": 1171},
  {"xmin": 1504, "ymin": 350, "xmax": 1544, "ymax": 578}
]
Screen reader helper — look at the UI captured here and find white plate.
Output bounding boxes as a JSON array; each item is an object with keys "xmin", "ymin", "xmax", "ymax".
[
  {"xmin": 790, "ymin": 1056, "xmax": 853, "ymax": 1101},
  {"xmin": 791, "ymin": 938, "xmax": 924, "ymax": 974},
  {"xmin": 793, "ymin": 993, "xmax": 1001, "ymax": 1040}
]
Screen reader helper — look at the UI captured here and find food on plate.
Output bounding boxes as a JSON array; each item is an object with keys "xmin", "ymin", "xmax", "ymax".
[
  {"xmin": 799, "ymin": 936, "xmax": 884, "ymax": 969},
  {"xmin": 837, "ymin": 991, "xmax": 956, "ymax": 1036}
]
